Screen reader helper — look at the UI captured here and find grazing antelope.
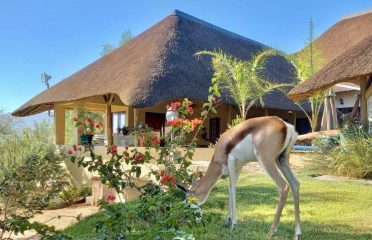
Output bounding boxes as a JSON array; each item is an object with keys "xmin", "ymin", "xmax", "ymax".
[{"xmin": 188, "ymin": 116, "xmax": 301, "ymax": 240}]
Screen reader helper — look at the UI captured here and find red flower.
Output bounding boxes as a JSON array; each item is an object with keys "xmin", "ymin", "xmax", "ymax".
[
  {"xmin": 72, "ymin": 117, "xmax": 78, "ymax": 122},
  {"xmin": 160, "ymin": 175, "xmax": 176, "ymax": 187},
  {"xmin": 106, "ymin": 194, "xmax": 116, "ymax": 203},
  {"xmin": 187, "ymin": 106, "xmax": 194, "ymax": 115},
  {"xmin": 109, "ymin": 144, "xmax": 118, "ymax": 154},
  {"xmin": 151, "ymin": 136, "xmax": 160, "ymax": 144},
  {"xmin": 87, "ymin": 117, "xmax": 93, "ymax": 123},
  {"xmin": 72, "ymin": 144, "xmax": 78, "ymax": 151},
  {"xmin": 167, "ymin": 119, "xmax": 183, "ymax": 128},
  {"xmin": 124, "ymin": 146, "xmax": 129, "ymax": 151},
  {"xmin": 134, "ymin": 152, "xmax": 144, "ymax": 164},
  {"xmin": 95, "ymin": 124, "xmax": 100, "ymax": 129},
  {"xmin": 111, "ymin": 148, "xmax": 118, "ymax": 154},
  {"xmin": 67, "ymin": 150, "xmax": 73, "ymax": 155}
]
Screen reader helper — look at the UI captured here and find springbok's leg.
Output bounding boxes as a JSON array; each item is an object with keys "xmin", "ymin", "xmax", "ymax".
[
  {"xmin": 226, "ymin": 166, "xmax": 242, "ymax": 227},
  {"xmin": 226, "ymin": 178, "xmax": 232, "ymax": 226},
  {"xmin": 277, "ymin": 155, "xmax": 302, "ymax": 240},
  {"xmin": 227, "ymin": 155, "xmax": 240, "ymax": 230},
  {"xmin": 260, "ymin": 156, "xmax": 289, "ymax": 237}
]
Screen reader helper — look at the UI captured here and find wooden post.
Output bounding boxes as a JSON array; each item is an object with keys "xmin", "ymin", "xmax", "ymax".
[
  {"xmin": 105, "ymin": 94, "xmax": 115, "ymax": 146},
  {"xmin": 360, "ymin": 76, "xmax": 368, "ymax": 132},
  {"xmin": 54, "ymin": 104, "xmax": 65, "ymax": 145},
  {"xmin": 133, "ymin": 109, "xmax": 139, "ymax": 127},
  {"xmin": 127, "ymin": 107, "xmax": 135, "ymax": 129}
]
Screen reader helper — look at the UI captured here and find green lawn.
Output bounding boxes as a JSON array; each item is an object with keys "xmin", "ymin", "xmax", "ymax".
[{"xmin": 64, "ymin": 171, "xmax": 372, "ymax": 240}]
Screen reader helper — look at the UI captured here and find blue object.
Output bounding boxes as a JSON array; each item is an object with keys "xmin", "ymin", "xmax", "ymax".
[{"xmin": 292, "ymin": 145, "xmax": 319, "ymax": 151}]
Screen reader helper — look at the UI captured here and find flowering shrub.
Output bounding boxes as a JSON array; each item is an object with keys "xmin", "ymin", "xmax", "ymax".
[
  {"xmin": 67, "ymin": 86, "xmax": 221, "ymax": 238},
  {"xmin": 72, "ymin": 108, "xmax": 103, "ymax": 135}
]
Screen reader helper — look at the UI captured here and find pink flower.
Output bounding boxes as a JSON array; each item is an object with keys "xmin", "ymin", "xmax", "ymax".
[
  {"xmin": 167, "ymin": 101, "xmax": 182, "ymax": 111},
  {"xmin": 67, "ymin": 150, "xmax": 73, "ymax": 155},
  {"xmin": 151, "ymin": 136, "xmax": 160, "ymax": 144}
]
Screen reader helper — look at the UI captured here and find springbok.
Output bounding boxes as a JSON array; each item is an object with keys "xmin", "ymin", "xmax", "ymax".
[{"xmin": 188, "ymin": 116, "xmax": 301, "ymax": 240}]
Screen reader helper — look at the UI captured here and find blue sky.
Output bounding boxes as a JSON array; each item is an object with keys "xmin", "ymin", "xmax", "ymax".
[{"xmin": 0, "ymin": 0, "xmax": 371, "ymax": 113}]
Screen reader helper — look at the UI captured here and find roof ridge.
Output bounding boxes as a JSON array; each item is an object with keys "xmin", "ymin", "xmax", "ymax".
[
  {"xmin": 341, "ymin": 8, "xmax": 372, "ymax": 20},
  {"xmin": 170, "ymin": 9, "xmax": 268, "ymax": 48}
]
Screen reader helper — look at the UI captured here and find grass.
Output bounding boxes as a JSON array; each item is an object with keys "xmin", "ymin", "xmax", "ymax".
[{"xmin": 64, "ymin": 171, "xmax": 372, "ymax": 240}]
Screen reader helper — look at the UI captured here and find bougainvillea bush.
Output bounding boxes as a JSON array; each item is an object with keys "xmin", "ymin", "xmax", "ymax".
[{"xmin": 67, "ymin": 85, "xmax": 220, "ymax": 239}]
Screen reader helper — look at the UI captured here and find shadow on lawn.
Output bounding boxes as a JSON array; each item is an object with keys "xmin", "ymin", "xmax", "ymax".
[
  {"xmin": 198, "ymin": 184, "xmax": 371, "ymax": 240},
  {"xmin": 192, "ymin": 217, "xmax": 372, "ymax": 240}
]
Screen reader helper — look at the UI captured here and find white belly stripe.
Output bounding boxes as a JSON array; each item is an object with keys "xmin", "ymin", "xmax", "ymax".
[{"xmin": 229, "ymin": 134, "xmax": 257, "ymax": 169}]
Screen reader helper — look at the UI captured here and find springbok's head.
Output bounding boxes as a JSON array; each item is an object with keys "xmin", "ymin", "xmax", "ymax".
[{"xmin": 186, "ymin": 161, "xmax": 223, "ymax": 205}]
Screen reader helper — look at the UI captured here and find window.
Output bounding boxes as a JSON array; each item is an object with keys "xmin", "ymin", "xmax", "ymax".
[
  {"xmin": 113, "ymin": 112, "xmax": 126, "ymax": 133},
  {"xmin": 209, "ymin": 118, "xmax": 220, "ymax": 143}
]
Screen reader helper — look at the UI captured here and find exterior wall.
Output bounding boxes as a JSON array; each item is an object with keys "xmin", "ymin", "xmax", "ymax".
[
  {"xmin": 335, "ymin": 90, "xmax": 359, "ymax": 109},
  {"xmin": 61, "ymin": 145, "xmax": 215, "ymax": 185}
]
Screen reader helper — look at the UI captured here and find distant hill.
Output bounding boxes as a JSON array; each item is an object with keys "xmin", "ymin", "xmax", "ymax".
[{"xmin": 15, "ymin": 112, "xmax": 52, "ymax": 130}]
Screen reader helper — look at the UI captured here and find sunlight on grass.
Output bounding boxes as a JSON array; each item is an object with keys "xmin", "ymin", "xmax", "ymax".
[{"xmin": 64, "ymin": 172, "xmax": 372, "ymax": 240}]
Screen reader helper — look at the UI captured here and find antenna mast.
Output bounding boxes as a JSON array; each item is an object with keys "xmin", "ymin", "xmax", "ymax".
[{"xmin": 41, "ymin": 72, "xmax": 53, "ymax": 117}]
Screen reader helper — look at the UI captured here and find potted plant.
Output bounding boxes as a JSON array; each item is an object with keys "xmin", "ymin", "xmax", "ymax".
[
  {"xmin": 72, "ymin": 109, "xmax": 103, "ymax": 145},
  {"xmin": 121, "ymin": 126, "xmax": 129, "ymax": 135}
]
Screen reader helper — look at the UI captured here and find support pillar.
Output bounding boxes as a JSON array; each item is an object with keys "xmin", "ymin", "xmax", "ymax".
[
  {"xmin": 360, "ymin": 76, "xmax": 369, "ymax": 132},
  {"xmin": 54, "ymin": 104, "xmax": 65, "ymax": 145},
  {"xmin": 104, "ymin": 94, "xmax": 115, "ymax": 146},
  {"xmin": 106, "ymin": 104, "xmax": 113, "ymax": 146}
]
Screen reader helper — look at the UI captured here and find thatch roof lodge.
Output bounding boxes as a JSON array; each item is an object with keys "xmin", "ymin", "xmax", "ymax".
[
  {"xmin": 289, "ymin": 11, "xmax": 372, "ymax": 131},
  {"xmin": 13, "ymin": 10, "xmax": 310, "ymax": 146}
]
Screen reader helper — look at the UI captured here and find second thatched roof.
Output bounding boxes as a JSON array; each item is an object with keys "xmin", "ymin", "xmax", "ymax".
[
  {"xmin": 13, "ymin": 10, "xmax": 303, "ymax": 117},
  {"xmin": 288, "ymin": 34, "xmax": 372, "ymax": 100}
]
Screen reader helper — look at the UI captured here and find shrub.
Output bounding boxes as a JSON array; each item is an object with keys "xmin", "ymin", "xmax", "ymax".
[
  {"xmin": 95, "ymin": 188, "xmax": 202, "ymax": 240},
  {"xmin": 67, "ymin": 96, "xmax": 219, "ymax": 239},
  {"xmin": 60, "ymin": 184, "xmax": 92, "ymax": 205},
  {"xmin": 0, "ymin": 121, "xmax": 54, "ymax": 177},
  {"xmin": 0, "ymin": 148, "xmax": 70, "ymax": 239},
  {"xmin": 316, "ymin": 124, "xmax": 372, "ymax": 179}
]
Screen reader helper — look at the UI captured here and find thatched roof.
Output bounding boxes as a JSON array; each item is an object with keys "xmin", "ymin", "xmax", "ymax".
[
  {"xmin": 288, "ymin": 34, "xmax": 372, "ymax": 100},
  {"xmin": 297, "ymin": 10, "xmax": 372, "ymax": 63},
  {"xmin": 13, "ymin": 10, "xmax": 303, "ymax": 117}
]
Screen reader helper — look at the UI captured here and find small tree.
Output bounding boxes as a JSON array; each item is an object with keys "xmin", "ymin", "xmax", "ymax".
[
  {"xmin": 283, "ymin": 19, "xmax": 326, "ymax": 132},
  {"xmin": 100, "ymin": 29, "xmax": 134, "ymax": 56},
  {"xmin": 195, "ymin": 49, "xmax": 289, "ymax": 121}
]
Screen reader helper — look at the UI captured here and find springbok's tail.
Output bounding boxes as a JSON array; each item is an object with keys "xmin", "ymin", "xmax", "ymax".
[{"xmin": 278, "ymin": 122, "xmax": 299, "ymax": 165}]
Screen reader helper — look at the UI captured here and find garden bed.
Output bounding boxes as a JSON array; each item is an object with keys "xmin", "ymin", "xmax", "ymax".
[{"xmin": 63, "ymin": 171, "xmax": 372, "ymax": 240}]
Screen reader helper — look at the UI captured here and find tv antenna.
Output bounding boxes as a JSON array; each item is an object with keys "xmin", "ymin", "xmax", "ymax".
[
  {"xmin": 41, "ymin": 72, "xmax": 52, "ymax": 88},
  {"xmin": 41, "ymin": 72, "xmax": 53, "ymax": 117}
]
